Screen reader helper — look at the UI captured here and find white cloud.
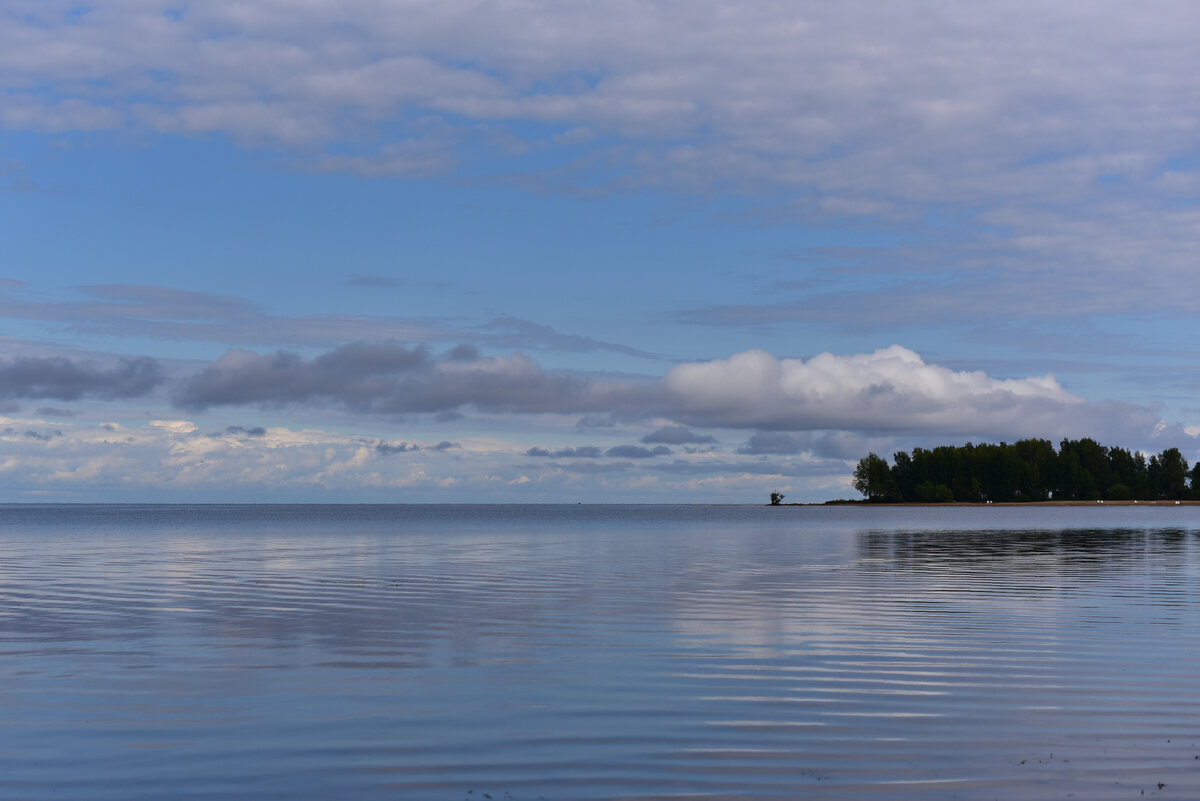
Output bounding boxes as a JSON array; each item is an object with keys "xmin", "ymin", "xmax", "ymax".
[
  {"xmin": 662, "ymin": 345, "xmax": 1163, "ymax": 441},
  {"xmin": 148, "ymin": 419, "xmax": 197, "ymax": 434}
]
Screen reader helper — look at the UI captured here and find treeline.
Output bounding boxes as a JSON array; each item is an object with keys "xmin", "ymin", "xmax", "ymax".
[{"xmin": 852, "ymin": 439, "xmax": 1198, "ymax": 503}]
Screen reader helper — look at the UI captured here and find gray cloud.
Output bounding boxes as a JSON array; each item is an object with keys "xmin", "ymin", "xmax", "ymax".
[
  {"xmin": 641, "ymin": 425, "xmax": 716, "ymax": 445},
  {"xmin": 648, "ymin": 458, "xmax": 836, "ymax": 478},
  {"xmin": 375, "ymin": 441, "xmax": 418, "ymax": 455},
  {"xmin": 737, "ymin": 432, "xmax": 812, "ymax": 455},
  {"xmin": 35, "ymin": 406, "xmax": 78, "ymax": 418},
  {"xmin": 0, "ymin": 355, "xmax": 163, "ymax": 401},
  {"xmin": 527, "ymin": 446, "xmax": 603, "ymax": 458},
  {"xmin": 532, "ymin": 460, "xmax": 635, "ymax": 474},
  {"xmin": 176, "ymin": 343, "xmax": 429, "ymax": 409},
  {"xmin": 446, "ymin": 344, "xmax": 480, "ymax": 361},
  {"xmin": 174, "ymin": 342, "xmax": 636, "ymax": 416},
  {"xmin": 219, "ymin": 425, "xmax": 267, "ymax": 438},
  {"xmin": 605, "ymin": 445, "xmax": 671, "ymax": 459},
  {"xmin": 478, "ymin": 317, "xmax": 659, "ymax": 360},
  {"xmin": 576, "ymin": 415, "xmax": 617, "ymax": 428},
  {"xmin": 374, "ymin": 439, "xmax": 458, "ymax": 454}
]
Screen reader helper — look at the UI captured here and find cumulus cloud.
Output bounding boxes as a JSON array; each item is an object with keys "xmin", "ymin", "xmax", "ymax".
[
  {"xmin": 0, "ymin": 355, "xmax": 163, "ymax": 400},
  {"xmin": 663, "ymin": 346, "xmax": 1102, "ymax": 438}
]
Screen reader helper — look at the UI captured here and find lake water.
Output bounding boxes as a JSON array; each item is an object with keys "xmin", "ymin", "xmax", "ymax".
[{"xmin": 3, "ymin": 504, "xmax": 1200, "ymax": 800}]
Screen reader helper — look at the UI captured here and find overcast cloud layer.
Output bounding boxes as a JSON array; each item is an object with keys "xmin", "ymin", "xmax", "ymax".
[{"xmin": 2, "ymin": 1, "xmax": 1199, "ymax": 500}]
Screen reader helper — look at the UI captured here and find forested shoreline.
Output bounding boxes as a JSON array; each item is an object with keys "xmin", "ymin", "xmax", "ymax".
[{"xmin": 852, "ymin": 439, "xmax": 1198, "ymax": 503}]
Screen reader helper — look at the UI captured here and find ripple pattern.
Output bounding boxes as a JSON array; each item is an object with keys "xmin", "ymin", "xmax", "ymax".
[{"xmin": 2, "ymin": 504, "xmax": 1200, "ymax": 800}]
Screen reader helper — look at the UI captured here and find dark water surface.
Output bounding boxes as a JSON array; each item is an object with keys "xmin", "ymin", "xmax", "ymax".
[{"xmin": 3, "ymin": 504, "xmax": 1200, "ymax": 800}]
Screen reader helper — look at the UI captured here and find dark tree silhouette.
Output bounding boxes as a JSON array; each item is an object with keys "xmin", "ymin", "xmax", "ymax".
[{"xmin": 852, "ymin": 440, "xmax": 1199, "ymax": 502}]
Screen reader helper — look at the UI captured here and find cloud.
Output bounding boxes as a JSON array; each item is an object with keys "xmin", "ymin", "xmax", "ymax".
[
  {"xmin": 375, "ymin": 439, "xmax": 460, "ymax": 455},
  {"xmin": 641, "ymin": 425, "xmax": 716, "ymax": 444},
  {"xmin": 527, "ymin": 446, "xmax": 603, "ymax": 458},
  {"xmin": 663, "ymin": 346, "xmax": 1098, "ymax": 437},
  {"xmin": 737, "ymin": 431, "xmax": 812, "ymax": 455},
  {"xmin": 7, "ymin": 2, "xmax": 1195, "ymax": 201},
  {"xmin": 605, "ymin": 445, "xmax": 671, "ymax": 458},
  {"xmin": 174, "ymin": 343, "xmax": 621, "ymax": 416},
  {"xmin": 168, "ymin": 341, "xmax": 1193, "ymax": 452},
  {"xmin": 0, "ymin": 355, "xmax": 163, "ymax": 400},
  {"xmin": 375, "ymin": 441, "xmax": 418, "ymax": 455},
  {"xmin": 0, "ymin": 282, "xmax": 439, "ymax": 349},
  {"xmin": 219, "ymin": 425, "xmax": 267, "ymax": 438},
  {"xmin": 176, "ymin": 342, "xmax": 430, "ymax": 408},
  {"xmin": 0, "ymin": 283, "xmax": 657, "ymax": 357},
  {"xmin": 35, "ymin": 406, "xmax": 78, "ymax": 418},
  {"xmin": 303, "ymin": 139, "xmax": 453, "ymax": 177},
  {"xmin": 478, "ymin": 316, "xmax": 660, "ymax": 360},
  {"xmin": 6, "ymin": 0, "xmax": 1196, "ymax": 332},
  {"xmin": 148, "ymin": 420, "xmax": 197, "ymax": 434},
  {"xmin": 445, "ymin": 344, "xmax": 480, "ymax": 361}
]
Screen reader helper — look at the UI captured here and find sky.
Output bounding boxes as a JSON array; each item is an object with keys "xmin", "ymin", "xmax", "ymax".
[{"xmin": 2, "ymin": 0, "xmax": 1199, "ymax": 502}]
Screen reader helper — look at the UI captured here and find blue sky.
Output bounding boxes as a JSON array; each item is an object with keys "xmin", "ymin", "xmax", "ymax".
[{"xmin": 2, "ymin": 0, "xmax": 1199, "ymax": 502}]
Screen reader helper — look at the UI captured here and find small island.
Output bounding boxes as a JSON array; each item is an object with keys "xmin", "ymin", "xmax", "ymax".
[
  {"xmin": 843, "ymin": 438, "xmax": 1198, "ymax": 503},
  {"xmin": 770, "ymin": 438, "xmax": 1200, "ymax": 505}
]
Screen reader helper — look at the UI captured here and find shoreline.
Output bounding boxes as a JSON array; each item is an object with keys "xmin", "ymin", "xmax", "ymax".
[{"xmin": 791, "ymin": 499, "xmax": 1200, "ymax": 507}]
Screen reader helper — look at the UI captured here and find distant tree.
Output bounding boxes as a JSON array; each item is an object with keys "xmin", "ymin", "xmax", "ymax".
[
  {"xmin": 853, "ymin": 438, "xmax": 1195, "ymax": 504},
  {"xmin": 1157, "ymin": 447, "xmax": 1188, "ymax": 499},
  {"xmin": 1107, "ymin": 483, "xmax": 1132, "ymax": 501},
  {"xmin": 769, "ymin": 491, "xmax": 785, "ymax": 506},
  {"xmin": 853, "ymin": 453, "xmax": 894, "ymax": 501},
  {"xmin": 914, "ymin": 481, "xmax": 954, "ymax": 503}
]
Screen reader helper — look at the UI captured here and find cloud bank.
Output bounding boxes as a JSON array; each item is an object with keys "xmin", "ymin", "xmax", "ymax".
[
  {"xmin": 174, "ymin": 343, "xmax": 621, "ymax": 416},
  {"xmin": 166, "ymin": 341, "xmax": 1184, "ymax": 450},
  {"xmin": 0, "ymin": 355, "xmax": 163, "ymax": 400}
]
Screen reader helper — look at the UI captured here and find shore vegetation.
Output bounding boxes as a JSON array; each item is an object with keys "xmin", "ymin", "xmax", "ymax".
[{"xmin": 851, "ymin": 439, "xmax": 1198, "ymax": 503}]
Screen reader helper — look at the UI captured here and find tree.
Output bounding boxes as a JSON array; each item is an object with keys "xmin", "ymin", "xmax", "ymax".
[
  {"xmin": 1157, "ymin": 447, "xmax": 1188, "ymax": 499},
  {"xmin": 855, "ymin": 439, "xmax": 1195, "ymax": 503},
  {"xmin": 769, "ymin": 491, "xmax": 786, "ymax": 506},
  {"xmin": 853, "ymin": 453, "xmax": 894, "ymax": 501}
]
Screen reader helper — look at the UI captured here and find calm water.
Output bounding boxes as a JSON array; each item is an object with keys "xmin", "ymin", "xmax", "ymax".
[{"xmin": 3, "ymin": 504, "xmax": 1200, "ymax": 800}]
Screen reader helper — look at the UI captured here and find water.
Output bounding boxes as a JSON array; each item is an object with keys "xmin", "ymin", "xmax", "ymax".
[{"xmin": 3, "ymin": 504, "xmax": 1200, "ymax": 800}]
